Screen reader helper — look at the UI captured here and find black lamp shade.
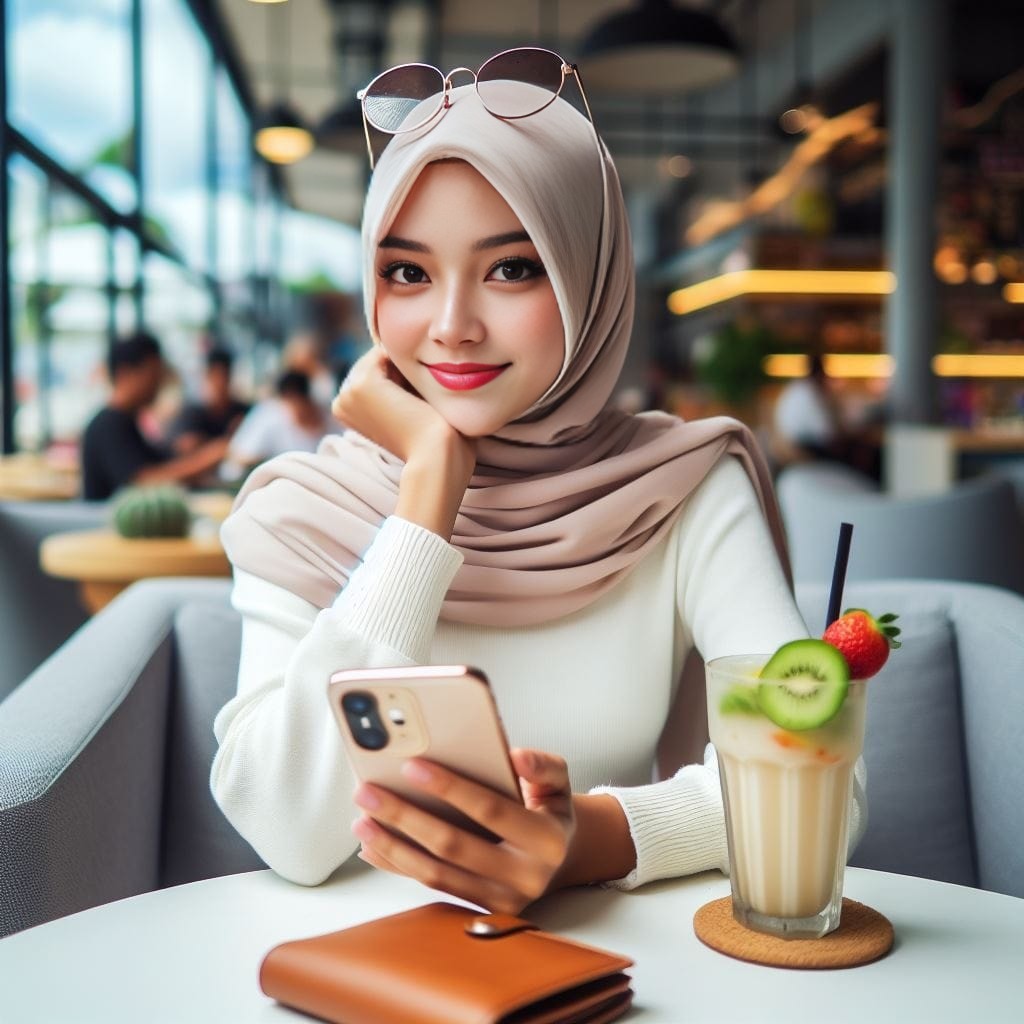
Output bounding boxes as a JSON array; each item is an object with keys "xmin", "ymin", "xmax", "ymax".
[
  {"xmin": 316, "ymin": 99, "xmax": 367, "ymax": 154},
  {"xmin": 579, "ymin": 0, "xmax": 740, "ymax": 93}
]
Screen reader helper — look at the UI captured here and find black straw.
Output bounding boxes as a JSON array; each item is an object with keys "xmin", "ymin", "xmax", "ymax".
[{"xmin": 825, "ymin": 522, "xmax": 854, "ymax": 631}]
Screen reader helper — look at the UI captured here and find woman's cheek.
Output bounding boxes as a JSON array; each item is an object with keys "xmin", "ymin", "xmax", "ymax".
[{"xmin": 375, "ymin": 297, "xmax": 423, "ymax": 361}]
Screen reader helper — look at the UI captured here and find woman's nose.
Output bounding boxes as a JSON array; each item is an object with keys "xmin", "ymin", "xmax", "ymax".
[{"xmin": 429, "ymin": 281, "xmax": 485, "ymax": 348}]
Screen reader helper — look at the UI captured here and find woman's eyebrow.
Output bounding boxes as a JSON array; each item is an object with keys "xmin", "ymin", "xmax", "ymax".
[
  {"xmin": 472, "ymin": 230, "xmax": 532, "ymax": 251},
  {"xmin": 378, "ymin": 235, "xmax": 429, "ymax": 252},
  {"xmin": 377, "ymin": 230, "xmax": 533, "ymax": 254}
]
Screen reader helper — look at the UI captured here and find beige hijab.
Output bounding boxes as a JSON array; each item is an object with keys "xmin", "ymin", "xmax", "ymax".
[{"xmin": 222, "ymin": 82, "xmax": 789, "ymax": 626}]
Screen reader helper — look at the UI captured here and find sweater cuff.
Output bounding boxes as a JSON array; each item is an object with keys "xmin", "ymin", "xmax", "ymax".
[
  {"xmin": 331, "ymin": 516, "xmax": 463, "ymax": 663},
  {"xmin": 589, "ymin": 746, "xmax": 729, "ymax": 890}
]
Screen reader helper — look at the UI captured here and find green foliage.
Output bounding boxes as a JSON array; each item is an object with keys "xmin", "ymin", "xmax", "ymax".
[
  {"xmin": 695, "ymin": 320, "xmax": 777, "ymax": 405},
  {"xmin": 287, "ymin": 270, "xmax": 343, "ymax": 294}
]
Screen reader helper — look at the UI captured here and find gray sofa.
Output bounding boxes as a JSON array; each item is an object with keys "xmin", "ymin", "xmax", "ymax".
[
  {"xmin": 0, "ymin": 499, "xmax": 109, "ymax": 701},
  {"xmin": 1, "ymin": 576, "xmax": 1022, "ymax": 938},
  {"xmin": 777, "ymin": 467, "xmax": 1024, "ymax": 594}
]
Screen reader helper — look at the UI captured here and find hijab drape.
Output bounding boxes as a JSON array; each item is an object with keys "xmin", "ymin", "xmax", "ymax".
[{"xmin": 222, "ymin": 82, "xmax": 789, "ymax": 626}]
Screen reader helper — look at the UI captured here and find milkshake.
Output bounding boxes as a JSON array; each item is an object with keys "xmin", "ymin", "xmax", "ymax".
[{"xmin": 707, "ymin": 651, "xmax": 867, "ymax": 939}]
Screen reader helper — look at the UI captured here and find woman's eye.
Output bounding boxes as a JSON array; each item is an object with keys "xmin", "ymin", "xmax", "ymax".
[
  {"xmin": 489, "ymin": 258, "xmax": 544, "ymax": 283},
  {"xmin": 380, "ymin": 263, "xmax": 427, "ymax": 285}
]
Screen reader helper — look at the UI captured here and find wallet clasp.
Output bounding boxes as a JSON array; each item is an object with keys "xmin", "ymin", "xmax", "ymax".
[{"xmin": 465, "ymin": 913, "xmax": 539, "ymax": 939}]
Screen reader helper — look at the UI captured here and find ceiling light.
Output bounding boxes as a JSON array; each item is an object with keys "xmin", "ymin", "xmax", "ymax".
[
  {"xmin": 579, "ymin": 0, "xmax": 739, "ymax": 94},
  {"xmin": 667, "ymin": 269, "xmax": 896, "ymax": 315},
  {"xmin": 763, "ymin": 354, "xmax": 895, "ymax": 379},
  {"xmin": 255, "ymin": 102, "xmax": 315, "ymax": 164},
  {"xmin": 971, "ymin": 260, "xmax": 998, "ymax": 286},
  {"xmin": 932, "ymin": 354, "xmax": 1024, "ymax": 377}
]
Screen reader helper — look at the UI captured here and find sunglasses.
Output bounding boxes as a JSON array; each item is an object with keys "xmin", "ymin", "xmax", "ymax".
[{"xmin": 356, "ymin": 46, "xmax": 598, "ymax": 170}]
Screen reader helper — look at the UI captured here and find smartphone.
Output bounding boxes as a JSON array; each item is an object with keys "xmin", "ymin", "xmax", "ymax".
[{"xmin": 328, "ymin": 665, "xmax": 523, "ymax": 841}]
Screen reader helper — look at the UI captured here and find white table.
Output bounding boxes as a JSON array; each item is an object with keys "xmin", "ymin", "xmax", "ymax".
[{"xmin": 0, "ymin": 864, "xmax": 1020, "ymax": 1023}]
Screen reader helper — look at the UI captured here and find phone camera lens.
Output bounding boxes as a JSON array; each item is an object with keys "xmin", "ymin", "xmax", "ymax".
[
  {"xmin": 342, "ymin": 691, "xmax": 389, "ymax": 750},
  {"xmin": 343, "ymin": 692, "xmax": 373, "ymax": 715},
  {"xmin": 360, "ymin": 727, "xmax": 388, "ymax": 751}
]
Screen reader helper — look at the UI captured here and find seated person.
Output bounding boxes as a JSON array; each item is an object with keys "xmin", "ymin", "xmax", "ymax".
[
  {"xmin": 773, "ymin": 353, "xmax": 843, "ymax": 461},
  {"xmin": 81, "ymin": 332, "xmax": 229, "ymax": 501},
  {"xmin": 169, "ymin": 347, "xmax": 251, "ymax": 455},
  {"xmin": 220, "ymin": 370, "xmax": 334, "ymax": 483}
]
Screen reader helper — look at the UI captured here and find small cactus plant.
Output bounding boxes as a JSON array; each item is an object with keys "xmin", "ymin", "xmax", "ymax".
[{"xmin": 111, "ymin": 485, "xmax": 192, "ymax": 538}]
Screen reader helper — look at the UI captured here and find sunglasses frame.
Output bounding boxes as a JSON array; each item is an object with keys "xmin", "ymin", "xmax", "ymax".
[{"xmin": 356, "ymin": 46, "xmax": 598, "ymax": 170}]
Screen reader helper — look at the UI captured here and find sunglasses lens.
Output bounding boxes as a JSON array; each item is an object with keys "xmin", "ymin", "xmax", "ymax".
[
  {"xmin": 477, "ymin": 48, "xmax": 565, "ymax": 117},
  {"xmin": 363, "ymin": 64, "xmax": 445, "ymax": 132}
]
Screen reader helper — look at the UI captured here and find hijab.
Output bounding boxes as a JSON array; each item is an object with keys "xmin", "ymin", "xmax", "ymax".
[{"xmin": 222, "ymin": 81, "xmax": 790, "ymax": 626}]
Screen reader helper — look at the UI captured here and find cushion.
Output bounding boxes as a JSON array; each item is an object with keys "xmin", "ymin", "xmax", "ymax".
[{"xmin": 797, "ymin": 586, "xmax": 977, "ymax": 887}]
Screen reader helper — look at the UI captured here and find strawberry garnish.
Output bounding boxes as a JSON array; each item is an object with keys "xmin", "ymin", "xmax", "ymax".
[{"xmin": 822, "ymin": 609, "xmax": 902, "ymax": 680}]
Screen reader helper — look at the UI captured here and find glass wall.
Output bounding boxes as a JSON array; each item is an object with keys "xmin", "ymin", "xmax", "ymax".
[
  {"xmin": 2, "ymin": 0, "xmax": 364, "ymax": 454},
  {"xmin": 8, "ymin": 156, "xmax": 110, "ymax": 449},
  {"xmin": 142, "ymin": 0, "xmax": 210, "ymax": 271},
  {"xmin": 7, "ymin": 0, "xmax": 136, "ymax": 213}
]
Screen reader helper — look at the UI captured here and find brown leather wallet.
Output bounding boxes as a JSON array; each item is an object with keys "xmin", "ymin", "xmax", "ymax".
[{"xmin": 259, "ymin": 901, "xmax": 634, "ymax": 1024}]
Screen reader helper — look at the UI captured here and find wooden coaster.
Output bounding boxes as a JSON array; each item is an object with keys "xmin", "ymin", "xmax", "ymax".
[{"xmin": 693, "ymin": 897, "xmax": 893, "ymax": 970}]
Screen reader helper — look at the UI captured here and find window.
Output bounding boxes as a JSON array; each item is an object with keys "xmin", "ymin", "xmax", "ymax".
[
  {"xmin": 7, "ymin": 0, "xmax": 135, "ymax": 213},
  {"xmin": 9, "ymin": 156, "xmax": 111, "ymax": 449},
  {"xmin": 142, "ymin": 0, "xmax": 211, "ymax": 270}
]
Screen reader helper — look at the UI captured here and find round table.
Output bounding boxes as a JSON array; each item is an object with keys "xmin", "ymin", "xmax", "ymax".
[
  {"xmin": 0, "ymin": 865, "xmax": 1019, "ymax": 1023},
  {"xmin": 0, "ymin": 453, "xmax": 79, "ymax": 501},
  {"xmin": 39, "ymin": 528, "xmax": 232, "ymax": 613}
]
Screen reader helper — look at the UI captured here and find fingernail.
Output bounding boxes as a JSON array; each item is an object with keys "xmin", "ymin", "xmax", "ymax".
[
  {"xmin": 401, "ymin": 759, "xmax": 433, "ymax": 784},
  {"xmin": 354, "ymin": 784, "xmax": 381, "ymax": 810},
  {"xmin": 352, "ymin": 816, "xmax": 379, "ymax": 841}
]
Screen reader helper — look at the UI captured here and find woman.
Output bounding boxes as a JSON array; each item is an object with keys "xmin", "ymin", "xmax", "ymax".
[{"xmin": 213, "ymin": 68, "xmax": 866, "ymax": 915}]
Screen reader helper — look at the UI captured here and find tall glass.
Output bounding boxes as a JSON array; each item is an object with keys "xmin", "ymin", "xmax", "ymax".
[{"xmin": 707, "ymin": 655, "xmax": 867, "ymax": 939}]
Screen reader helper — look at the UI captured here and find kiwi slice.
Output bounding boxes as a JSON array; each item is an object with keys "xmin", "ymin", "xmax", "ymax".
[
  {"xmin": 720, "ymin": 684, "xmax": 761, "ymax": 716},
  {"xmin": 757, "ymin": 639, "xmax": 850, "ymax": 731}
]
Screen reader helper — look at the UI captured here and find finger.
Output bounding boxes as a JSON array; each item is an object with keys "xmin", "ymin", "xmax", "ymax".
[
  {"xmin": 357, "ymin": 843, "xmax": 408, "ymax": 878},
  {"xmin": 509, "ymin": 749, "xmax": 574, "ymax": 813},
  {"xmin": 354, "ymin": 814, "xmax": 528, "ymax": 915},
  {"xmin": 353, "ymin": 782, "xmax": 548, "ymax": 887},
  {"xmin": 398, "ymin": 761, "xmax": 566, "ymax": 862}
]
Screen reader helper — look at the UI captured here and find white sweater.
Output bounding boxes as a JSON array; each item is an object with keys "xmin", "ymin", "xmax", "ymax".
[{"xmin": 211, "ymin": 456, "xmax": 867, "ymax": 889}]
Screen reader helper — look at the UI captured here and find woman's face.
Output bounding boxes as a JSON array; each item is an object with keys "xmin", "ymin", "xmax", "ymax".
[{"xmin": 374, "ymin": 160, "xmax": 564, "ymax": 437}]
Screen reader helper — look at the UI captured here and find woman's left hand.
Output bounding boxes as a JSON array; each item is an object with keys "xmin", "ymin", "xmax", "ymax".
[{"xmin": 352, "ymin": 748, "xmax": 575, "ymax": 916}]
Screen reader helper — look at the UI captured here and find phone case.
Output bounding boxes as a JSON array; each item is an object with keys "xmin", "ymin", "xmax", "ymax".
[{"xmin": 328, "ymin": 665, "xmax": 523, "ymax": 838}]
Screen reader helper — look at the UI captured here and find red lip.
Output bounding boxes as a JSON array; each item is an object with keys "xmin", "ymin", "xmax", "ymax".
[{"xmin": 424, "ymin": 362, "xmax": 509, "ymax": 391}]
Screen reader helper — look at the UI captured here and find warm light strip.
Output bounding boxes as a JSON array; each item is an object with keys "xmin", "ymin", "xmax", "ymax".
[
  {"xmin": 686, "ymin": 103, "xmax": 879, "ymax": 246},
  {"xmin": 1004, "ymin": 283, "xmax": 1024, "ymax": 303},
  {"xmin": 932, "ymin": 354, "xmax": 1024, "ymax": 377},
  {"xmin": 763, "ymin": 354, "xmax": 895, "ymax": 379},
  {"xmin": 668, "ymin": 270, "xmax": 896, "ymax": 315}
]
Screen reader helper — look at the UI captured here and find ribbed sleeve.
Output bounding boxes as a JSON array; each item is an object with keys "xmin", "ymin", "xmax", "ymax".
[
  {"xmin": 332, "ymin": 516, "xmax": 463, "ymax": 663},
  {"xmin": 590, "ymin": 744, "xmax": 729, "ymax": 890}
]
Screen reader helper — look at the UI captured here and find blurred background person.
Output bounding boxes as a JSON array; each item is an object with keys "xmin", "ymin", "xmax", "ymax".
[
  {"xmin": 772, "ymin": 352, "xmax": 882, "ymax": 481},
  {"xmin": 81, "ymin": 332, "xmax": 229, "ymax": 501},
  {"xmin": 773, "ymin": 352, "xmax": 843, "ymax": 462},
  {"xmin": 282, "ymin": 334, "xmax": 339, "ymax": 412},
  {"xmin": 220, "ymin": 370, "xmax": 334, "ymax": 484},
  {"xmin": 168, "ymin": 347, "xmax": 251, "ymax": 456}
]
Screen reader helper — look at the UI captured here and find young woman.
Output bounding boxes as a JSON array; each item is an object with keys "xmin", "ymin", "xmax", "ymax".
[{"xmin": 212, "ymin": 64, "xmax": 866, "ymax": 916}]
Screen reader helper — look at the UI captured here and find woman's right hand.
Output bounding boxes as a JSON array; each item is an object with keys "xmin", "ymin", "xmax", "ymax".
[{"xmin": 332, "ymin": 347, "xmax": 476, "ymax": 539}]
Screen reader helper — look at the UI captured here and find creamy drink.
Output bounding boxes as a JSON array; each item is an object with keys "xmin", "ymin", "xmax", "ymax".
[{"xmin": 707, "ymin": 648, "xmax": 867, "ymax": 939}]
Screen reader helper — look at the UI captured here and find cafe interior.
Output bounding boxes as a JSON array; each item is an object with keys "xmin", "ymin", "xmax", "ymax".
[{"xmin": 0, "ymin": 1, "xmax": 1022, "ymax": 1019}]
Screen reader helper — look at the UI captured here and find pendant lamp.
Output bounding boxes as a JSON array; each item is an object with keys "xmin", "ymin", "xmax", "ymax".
[
  {"xmin": 579, "ymin": 0, "xmax": 739, "ymax": 94},
  {"xmin": 253, "ymin": 1, "xmax": 314, "ymax": 164}
]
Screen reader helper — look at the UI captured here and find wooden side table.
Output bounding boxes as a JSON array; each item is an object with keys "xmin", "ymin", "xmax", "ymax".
[
  {"xmin": 40, "ymin": 529, "xmax": 232, "ymax": 613},
  {"xmin": 0, "ymin": 454, "xmax": 79, "ymax": 501}
]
